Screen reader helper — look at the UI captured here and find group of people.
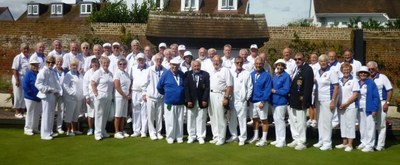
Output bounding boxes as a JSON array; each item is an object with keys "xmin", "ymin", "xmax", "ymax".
[{"xmin": 11, "ymin": 40, "xmax": 393, "ymax": 152}]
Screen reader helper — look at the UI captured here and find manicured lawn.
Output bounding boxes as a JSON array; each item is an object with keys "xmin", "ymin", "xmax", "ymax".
[{"xmin": 1, "ymin": 128, "xmax": 399, "ymax": 165}]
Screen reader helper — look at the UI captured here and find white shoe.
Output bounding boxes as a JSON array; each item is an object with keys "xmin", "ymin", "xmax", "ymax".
[
  {"xmin": 206, "ymin": 120, "xmax": 211, "ymax": 126},
  {"xmin": 167, "ymin": 138, "xmax": 174, "ymax": 144},
  {"xmin": 131, "ymin": 132, "xmax": 140, "ymax": 137},
  {"xmin": 306, "ymin": 119, "xmax": 312, "ymax": 126},
  {"xmin": 87, "ymin": 129, "xmax": 93, "ymax": 136},
  {"xmin": 238, "ymin": 141, "xmax": 245, "ymax": 146},
  {"xmin": 177, "ymin": 138, "xmax": 183, "ymax": 143},
  {"xmin": 357, "ymin": 144, "xmax": 366, "ymax": 150},
  {"xmin": 320, "ymin": 145, "xmax": 332, "ymax": 151},
  {"xmin": 209, "ymin": 139, "xmax": 218, "ymax": 144},
  {"xmin": 310, "ymin": 120, "xmax": 317, "ymax": 128},
  {"xmin": 215, "ymin": 140, "xmax": 225, "ymax": 146},
  {"xmin": 126, "ymin": 117, "xmax": 132, "ymax": 123},
  {"xmin": 375, "ymin": 147, "xmax": 385, "ymax": 151},
  {"xmin": 248, "ymin": 137, "xmax": 259, "ymax": 144},
  {"xmin": 74, "ymin": 131, "xmax": 83, "ymax": 135},
  {"xmin": 270, "ymin": 140, "xmax": 277, "ymax": 146},
  {"xmin": 247, "ymin": 120, "xmax": 253, "ymax": 125},
  {"xmin": 295, "ymin": 144, "xmax": 307, "ymax": 150},
  {"xmin": 275, "ymin": 142, "xmax": 286, "ymax": 148},
  {"xmin": 123, "ymin": 132, "xmax": 130, "ymax": 137},
  {"xmin": 157, "ymin": 133, "xmax": 164, "ymax": 140},
  {"xmin": 313, "ymin": 142, "xmax": 322, "ymax": 148},
  {"xmin": 141, "ymin": 133, "xmax": 147, "ymax": 138},
  {"xmin": 255, "ymin": 140, "xmax": 267, "ymax": 147},
  {"xmin": 57, "ymin": 129, "xmax": 65, "ymax": 134},
  {"xmin": 114, "ymin": 132, "xmax": 124, "ymax": 139},
  {"xmin": 344, "ymin": 146, "xmax": 353, "ymax": 152},
  {"xmin": 198, "ymin": 138, "xmax": 205, "ymax": 144},
  {"xmin": 187, "ymin": 138, "xmax": 195, "ymax": 144},
  {"xmin": 51, "ymin": 133, "xmax": 59, "ymax": 137},
  {"xmin": 41, "ymin": 136, "xmax": 53, "ymax": 140},
  {"xmin": 226, "ymin": 136, "xmax": 238, "ymax": 143},
  {"xmin": 66, "ymin": 132, "xmax": 75, "ymax": 136},
  {"xmin": 361, "ymin": 147, "xmax": 374, "ymax": 152},
  {"xmin": 24, "ymin": 132, "xmax": 34, "ymax": 136},
  {"xmin": 102, "ymin": 133, "xmax": 110, "ymax": 138},
  {"xmin": 335, "ymin": 144, "xmax": 346, "ymax": 149},
  {"xmin": 95, "ymin": 136, "xmax": 102, "ymax": 141},
  {"xmin": 287, "ymin": 141, "xmax": 297, "ymax": 148},
  {"xmin": 150, "ymin": 135, "xmax": 158, "ymax": 140},
  {"xmin": 15, "ymin": 114, "xmax": 24, "ymax": 119}
]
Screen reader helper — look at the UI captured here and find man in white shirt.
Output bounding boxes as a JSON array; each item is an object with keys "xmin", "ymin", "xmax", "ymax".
[
  {"xmin": 12, "ymin": 43, "xmax": 30, "ymax": 118},
  {"xmin": 203, "ymin": 48, "xmax": 217, "ymax": 73},
  {"xmin": 342, "ymin": 48, "xmax": 362, "ymax": 77},
  {"xmin": 196, "ymin": 47, "xmax": 209, "ymax": 71},
  {"xmin": 180, "ymin": 51, "xmax": 193, "ymax": 73},
  {"xmin": 101, "ymin": 43, "xmax": 112, "ymax": 57},
  {"xmin": 278, "ymin": 48, "xmax": 296, "ymax": 78},
  {"xmin": 126, "ymin": 39, "xmax": 141, "ymax": 71},
  {"xmin": 175, "ymin": 45, "xmax": 186, "ymax": 63},
  {"xmin": 62, "ymin": 42, "xmax": 84, "ymax": 73},
  {"xmin": 108, "ymin": 42, "xmax": 122, "ymax": 75},
  {"xmin": 152, "ymin": 42, "xmax": 167, "ymax": 63},
  {"xmin": 162, "ymin": 49, "xmax": 173, "ymax": 70},
  {"xmin": 48, "ymin": 40, "xmax": 65, "ymax": 59},
  {"xmin": 247, "ymin": 44, "xmax": 258, "ymax": 65},
  {"xmin": 84, "ymin": 44, "xmax": 103, "ymax": 73},
  {"xmin": 144, "ymin": 45, "xmax": 154, "ymax": 66},
  {"xmin": 30, "ymin": 42, "xmax": 46, "ymax": 69},
  {"xmin": 221, "ymin": 44, "xmax": 234, "ymax": 69},
  {"xmin": 209, "ymin": 55, "xmax": 233, "ymax": 146},
  {"xmin": 231, "ymin": 48, "xmax": 254, "ymax": 72}
]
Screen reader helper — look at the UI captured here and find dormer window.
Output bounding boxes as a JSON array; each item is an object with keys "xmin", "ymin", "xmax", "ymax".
[
  {"xmin": 27, "ymin": 4, "xmax": 39, "ymax": 16},
  {"xmin": 219, "ymin": 0, "xmax": 237, "ymax": 10},
  {"xmin": 51, "ymin": 4, "xmax": 63, "ymax": 15},
  {"xmin": 80, "ymin": 3, "xmax": 92, "ymax": 15},
  {"xmin": 182, "ymin": 0, "xmax": 198, "ymax": 11}
]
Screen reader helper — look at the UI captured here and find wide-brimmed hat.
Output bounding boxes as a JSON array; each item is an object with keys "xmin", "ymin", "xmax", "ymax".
[
  {"xmin": 357, "ymin": 66, "xmax": 370, "ymax": 75},
  {"xmin": 274, "ymin": 59, "xmax": 286, "ymax": 69}
]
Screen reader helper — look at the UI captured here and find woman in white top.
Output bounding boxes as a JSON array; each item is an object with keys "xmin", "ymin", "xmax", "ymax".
[
  {"xmin": 307, "ymin": 53, "xmax": 320, "ymax": 127},
  {"xmin": 53, "ymin": 56, "xmax": 67, "ymax": 134},
  {"xmin": 91, "ymin": 56, "xmax": 114, "ymax": 141},
  {"xmin": 335, "ymin": 63, "xmax": 359, "ymax": 152},
  {"xmin": 113, "ymin": 58, "xmax": 132, "ymax": 139},
  {"xmin": 11, "ymin": 43, "xmax": 30, "ymax": 118},
  {"xmin": 313, "ymin": 54, "xmax": 339, "ymax": 151},
  {"xmin": 83, "ymin": 58, "xmax": 100, "ymax": 136},
  {"xmin": 62, "ymin": 59, "xmax": 84, "ymax": 136},
  {"xmin": 35, "ymin": 56, "xmax": 62, "ymax": 140}
]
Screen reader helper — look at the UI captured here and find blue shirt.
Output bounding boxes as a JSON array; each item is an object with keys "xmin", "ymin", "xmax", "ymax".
[
  {"xmin": 271, "ymin": 71, "xmax": 290, "ymax": 106},
  {"xmin": 157, "ymin": 70, "xmax": 185, "ymax": 105},
  {"xmin": 22, "ymin": 70, "xmax": 40, "ymax": 102},
  {"xmin": 250, "ymin": 69, "xmax": 272, "ymax": 103}
]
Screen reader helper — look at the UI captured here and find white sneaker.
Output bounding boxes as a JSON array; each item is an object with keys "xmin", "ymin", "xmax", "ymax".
[
  {"xmin": 141, "ymin": 133, "xmax": 147, "ymax": 138},
  {"xmin": 344, "ymin": 146, "xmax": 353, "ymax": 152},
  {"xmin": 215, "ymin": 140, "xmax": 225, "ymax": 146},
  {"xmin": 150, "ymin": 135, "xmax": 158, "ymax": 140},
  {"xmin": 114, "ymin": 132, "xmax": 124, "ymax": 139},
  {"xmin": 198, "ymin": 138, "xmax": 205, "ymax": 144},
  {"xmin": 24, "ymin": 132, "xmax": 34, "ymax": 136},
  {"xmin": 306, "ymin": 119, "xmax": 312, "ymax": 126},
  {"xmin": 74, "ymin": 131, "xmax": 83, "ymax": 135},
  {"xmin": 238, "ymin": 141, "xmax": 245, "ymax": 146},
  {"xmin": 320, "ymin": 145, "xmax": 332, "ymax": 151},
  {"xmin": 226, "ymin": 136, "xmax": 238, "ymax": 143},
  {"xmin": 156, "ymin": 133, "xmax": 164, "ymax": 140},
  {"xmin": 57, "ymin": 129, "xmax": 65, "ymax": 134},
  {"xmin": 123, "ymin": 132, "xmax": 130, "ymax": 137},
  {"xmin": 313, "ymin": 142, "xmax": 322, "ymax": 148},
  {"xmin": 275, "ymin": 142, "xmax": 286, "ymax": 148},
  {"xmin": 357, "ymin": 144, "xmax": 366, "ymax": 150},
  {"xmin": 66, "ymin": 132, "xmax": 75, "ymax": 136},
  {"xmin": 126, "ymin": 117, "xmax": 132, "ymax": 123},
  {"xmin": 287, "ymin": 141, "xmax": 297, "ymax": 148},
  {"xmin": 295, "ymin": 143, "xmax": 307, "ymax": 150},
  {"xmin": 361, "ymin": 147, "xmax": 374, "ymax": 152},
  {"xmin": 375, "ymin": 147, "xmax": 385, "ymax": 151},
  {"xmin": 206, "ymin": 120, "xmax": 211, "ymax": 126},
  {"xmin": 177, "ymin": 138, "xmax": 184, "ymax": 143},
  {"xmin": 51, "ymin": 133, "xmax": 59, "ymax": 137},
  {"xmin": 15, "ymin": 114, "xmax": 24, "ymax": 119},
  {"xmin": 167, "ymin": 138, "xmax": 174, "ymax": 144},
  {"xmin": 310, "ymin": 120, "xmax": 317, "ymax": 128},
  {"xmin": 247, "ymin": 120, "xmax": 253, "ymax": 125},
  {"xmin": 248, "ymin": 137, "xmax": 259, "ymax": 144},
  {"xmin": 41, "ymin": 136, "xmax": 53, "ymax": 140},
  {"xmin": 255, "ymin": 140, "xmax": 267, "ymax": 147},
  {"xmin": 209, "ymin": 139, "xmax": 218, "ymax": 144},
  {"xmin": 95, "ymin": 136, "xmax": 102, "ymax": 141},
  {"xmin": 335, "ymin": 144, "xmax": 346, "ymax": 149},
  {"xmin": 87, "ymin": 129, "xmax": 93, "ymax": 136},
  {"xmin": 270, "ymin": 140, "xmax": 277, "ymax": 146},
  {"xmin": 131, "ymin": 132, "xmax": 140, "ymax": 137},
  {"xmin": 187, "ymin": 138, "xmax": 195, "ymax": 144}
]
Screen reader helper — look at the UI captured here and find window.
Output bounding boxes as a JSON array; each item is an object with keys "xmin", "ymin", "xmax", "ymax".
[
  {"xmin": 184, "ymin": 0, "xmax": 196, "ymax": 9},
  {"xmin": 155, "ymin": 0, "xmax": 161, "ymax": 8},
  {"xmin": 27, "ymin": 4, "xmax": 39, "ymax": 15},
  {"xmin": 51, "ymin": 4, "xmax": 63, "ymax": 15},
  {"xmin": 80, "ymin": 4, "xmax": 92, "ymax": 15},
  {"xmin": 219, "ymin": 0, "xmax": 237, "ymax": 10},
  {"xmin": 221, "ymin": 0, "xmax": 234, "ymax": 9}
]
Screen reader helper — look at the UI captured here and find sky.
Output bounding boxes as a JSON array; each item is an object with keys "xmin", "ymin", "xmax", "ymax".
[{"xmin": 1, "ymin": 0, "xmax": 312, "ymax": 26}]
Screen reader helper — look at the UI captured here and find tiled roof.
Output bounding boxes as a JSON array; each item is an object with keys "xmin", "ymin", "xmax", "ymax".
[
  {"xmin": 0, "ymin": 7, "xmax": 7, "ymax": 14},
  {"xmin": 314, "ymin": 0, "xmax": 400, "ymax": 19},
  {"xmin": 165, "ymin": 0, "xmax": 248, "ymax": 14},
  {"xmin": 145, "ymin": 11, "xmax": 268, "ymax": 47},
  {"xmin": 17, "ymin": 3, "xmax": 89, "ymax": 23}
]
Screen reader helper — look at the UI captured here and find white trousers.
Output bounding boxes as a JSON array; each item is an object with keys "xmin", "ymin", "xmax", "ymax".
[
  {"xmin": 209, "ymin": 92, "xmax": 227, "ymax": 142},
  {"xmin": 187, "ymin": 102, "xmax": 207, "ymax": 140},
  {"xmin": 12, "ymin": 76, "xmax": 25, "ymax": 109},
  {"xmin": 288, "ymin": 106, "xmax": 298, "ymax": 141},
  {"xmin": 331, "ymin": 108, "xmax": 339, "ymax": 126},
  {"xmin": 94, "ymin": 97, "xmax": 112, "ymax": 138},
  {"xmin": 289, "ymin": 108, "xmax": 307, "ymax": 145},
  {"xmin": 64, "ymin": 98, "xmax": 82, "ymax": 123},
  {"xmin": 317, "ymin": 101, "xmax": 333, "ymax": 147},
  {"xmin": 228, "ymin": 101, "xmax": 247, "ymax": 142},
  {"xmin": 339, "ymin": 107, "xmax": 357, "ymax": 139},
  {"xmin": 40, "ymin": 95, "xmax": 57, "ymax": 138},
  {"xmin": 359, "ymin": 108, "xmax": 376, "ymax": 149},
  {"xmin": 164, "ymin": 104, "xmax": 184, "ymax": 140},
  {"xmin": 273, "ymin": 105, "xmax": 287, "ymax": 144},
  {"xmin": 147, "ymin": 98, "xmax": 164, "ymax": 136},
  {"xmin": 55, "ymin": 97, "xmax": 64, "ymax": 129},
  {"xmin": 132, "ymin": 91, "xmax": 147, "ymax": 134},
  {"xmin": 24, "ymin": 99, "xmax": 42, "ymax": 133},
  {"xmin": 86, "ymin": 98, "xmax": 95, "ymax": 118},
  {"xmin": 376, "ymin": 101, "xmax": 386, "ymax": 149}
]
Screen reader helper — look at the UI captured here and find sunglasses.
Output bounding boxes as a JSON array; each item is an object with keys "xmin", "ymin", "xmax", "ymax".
[
  {"xmin": 235, "ymin": 62, "xmax": 243, "ymax": 64},
  {"xmin": 119, "ymin": 63, "xmax": 127, "ymax": 66},
  {"xmin": 368, "ymin": 68, "xmax": 375, "ymax": 71},
  {"xmin": 46, "ymin": 61, "xmax": 55, "ymax": 64},
  {"xmin": 113, "ymin": 46, "xmax": 120, "ymax": 49},
  {"xmin": 294, "ymin": 58, "xmax": 302, "ymax": 61},
  {"xmin": 82, "ymin": 47, "xmax": 89, "ymax": 49}
]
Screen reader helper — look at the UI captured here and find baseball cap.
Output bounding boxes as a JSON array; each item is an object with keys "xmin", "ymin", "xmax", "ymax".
[
  {"xmin": 159, "ymin": 43, "xmax": 167, "ymax": 48},
  {"xmin": 178, "ymin": 45, "xmax": 186, "ymax": 51},
  {"xmin": 250, "ymin": 44, "xmax": 258, "ymax": 49}
]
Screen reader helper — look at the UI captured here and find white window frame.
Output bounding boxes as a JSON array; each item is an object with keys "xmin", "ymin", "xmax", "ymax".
[
  {"xmin": 181, "ymin": 0, "xmax": 198, "ymax": 11},
  {"xmin": 80, "ymin": 3, "xmax": 93, "ymax": 15},
  {"xmin": 28, "ymin": 4, "xmax": 39, "ymax": 15},
  {"xmin": 218, "ymin": 0, "xmax": 237, "ymax": 10},
  {"xmin": 51, "ymin": 4, "xmax": 63, "ymax": 15},
  {"xmin": 27, "ymin": 5, "xmax": 32, "ymax": 15}
]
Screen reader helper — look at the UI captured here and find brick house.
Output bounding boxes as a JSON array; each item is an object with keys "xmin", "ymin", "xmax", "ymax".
[{"xmin": 0, "ymin": 7, "xmax": 14, "ymax": 21}]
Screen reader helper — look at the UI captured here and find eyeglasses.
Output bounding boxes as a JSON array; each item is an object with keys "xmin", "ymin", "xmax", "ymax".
[
  {"xmin": 294, "ymin": 58, "xmax": 302, "ymax": 61},
  {"xmin": 82, "ymin": 47, "xmax": 89, "ymax": 49},
  {"xmin": 119, "ymin": 63, "xmax": 127, "ymax": 66},
  {"xmin": 368, "ymin": 68, "xmax": 375, "ymax": 71},
  {"xmin": 235, "ymin": 62, "xmax": 243, "ymax": 64},
  {"xmin": 46, "ymin": 61, "xmax": 55, "ymax": 64},
  {"xmin": 113, "ymin": 47, "xmax": 120, "ymax": 49}
]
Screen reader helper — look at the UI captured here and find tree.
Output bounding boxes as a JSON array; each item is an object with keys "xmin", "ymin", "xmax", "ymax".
[{"xmin": 88, "ymin": 0, "xmax": 133, "ymax": 23}]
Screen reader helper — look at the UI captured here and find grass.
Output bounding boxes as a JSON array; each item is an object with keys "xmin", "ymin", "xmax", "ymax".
[{"xmin": 1, "ymin": 128, "xmax": 400, "ymax": 165}]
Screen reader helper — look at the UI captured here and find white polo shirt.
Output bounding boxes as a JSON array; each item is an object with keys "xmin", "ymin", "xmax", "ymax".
[
  {"xmin": 48, "ymin": 49, "xmax": 65, "ymax": 59},
  {"xmin": 113, "ymin": 69, "xmax": 132, "ymax": 97},
  {"xmin": 230, "ymin": 69, "xmax": 252, "ymax": 102},
  {"xmin": 131, "ymin": 65, "xmax": 149, "ymax": 92},
  {"xmin": 342, "ymin": 59, "xmax": 362, "ymax": 77},
  {"xmin": 372, "ymin": 73, "xmax": 393, "ymax": 101},
  {"xmin": 315, "ymin": 66, "xmax": 339, "ymax": 101},
  {"xmin": 338, "ymin": 76, "xmax": 360, "ymax": 109},
  {"xmin": 108, "ymin": 54, "xmax": 122, "ymax": 75},
  {"xmin": 11, "ymin": 53, "xmax": 30, "ymax": 79},
  {"xmin": 161, "ymin": 58, "xmax": 171, "ymax": 70},
  {"xmin": 83, "ymin": 68, "xmax": 95, "ymax": 99},
  {"xmin": 359, "ymin": 82, "xmax": 368, "ymax": 109},
  {"xmin": 91, "ymin": 68, "xmax": 113, "ymax": 99},
  {"xmin": 30, "ymin": 52, "xmax": 46, "ymax": 69},
  {"xmin": 62, "ymin": 52, "xmax": 84, "ymax": 71},
  {"xmin": 180, "ymin": 62, "xmax": 192, "ymax": 73},
  {"xmin": 210, "ymin": 67, "xmax": 233, "ymax": 92},
  {"xmin": 222, "ymin": 56, "xmax": 234, "ymax": 69}
]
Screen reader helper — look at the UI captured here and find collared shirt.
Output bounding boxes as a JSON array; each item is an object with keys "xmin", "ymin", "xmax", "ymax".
[
  {"xmin": 48, "ymin": 49, "xmax": 65, "ymax": 59},
  {"xmin": 161, "ymin": 58, "xmax": 171, "ymax": 70},
  {"xmin": 247, "ymin": 56, "xmax": 257, "ymax": 65},
  {"xmin": 146, "ymin": 65, "xmax": 166, "ymax": 100},
  {"xmin": 108, "ymin": 53, "xmax": 122, "ymax": 75},
  {"xmin": 12, "ymin": 53, "xmax": 30, "ymax": 78},
  {"xmin": 63, "ymin": 70, "xmax": 84, "ymax": 100},
  {"xmin": 31, "ymin": 52, "xmax": 46, "ymax": 69},
  {"xmin": 83, "ymin": 68, "xmax": 96, "ymax": 99},
  {"xmin": 62, "ymin": 52, "xmax": 84, "ymax": 71},
  {"xmin": 372, "ymin": 73, "xmax": 393, "ymax": 101},
  {"xmin": 202, "ymin": 58, "xmax": 213, "ymax": 73},
  {"xmin": 210, "ymin": 67, "xmax": 233, "ymax": 92},
  {"xmin": 339, "ymin": 75, "xmax": 360, "ymax": 108},
  {"xmin": 131, "ymin": 64, "xmax": 149, "ymax": 91},
  {"xmin": 113, "ymin": 69, "xmax": 132, "ymax": 97},
  {"xmin": 329, "ymin": 60, "xmax": 342, "ymax": 78},
  {"xmin": 315, "ymin": 66, "xmax": 339, "ymax": 101},
  {"xmin": 180, "ymin": 61, "xmax": 192, "ymax": 73},
  {"xmin": 91, "ymin": 67, "xmax": 113, "ymax": 99},
  {"xmin": 126, "ymin": 51, "xmax": 140, "ymax": 71},
  {"xmin": 342, "ymin": 58, "xmax": 362, "ymax": 77},
  {"xmin": 221, "ymin": 56, "xmax": 234, "ymax": 69},
  {"xmin": 230, "ymin": 69, "xmax": 252, "ymax": 102}
]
